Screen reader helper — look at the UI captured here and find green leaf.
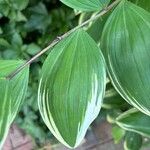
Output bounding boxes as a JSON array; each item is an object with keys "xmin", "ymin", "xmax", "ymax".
[
  {"xmin": 13, "ymin": 0, "xmax": 29, "ymax": 10},
  {"xmin": 60, "ymin": 0, "xmax": 110, "ymax": 12},
  {"xmin": 0, "ymin": 38, "xmax": 10, "ymax": 49},
  {"xmin": 0, "ymin": 3, "xmax": 10, "ymax": 16},
  {"xmin": 2, "ymin": 49, "xmax": 18, "ymax": 59},
  {"xmin": 101, "ymin": 1, "xmax": 150, "ymax": 115},
  {"xmin": 130, "ymin": 0, "xmax": 150, "ymax": 12},
  {"xmin": 0, "ymin": 60, "xmax": 29, "ymax": 122},
  {"xmin": 0, "ymin": 60, "xmax": 29, "ymax": 148},
  {"xmin": 78, "ymin": 12, "xmax": 93, "ymax": 25},
  {"xmin": 20, "ymin": 118, "xmax": 46, "ymax": 141},
  {"xmin": 106, "ymin": 109, "xmax": 122, "ymax": 124},
  {"xmin": 38, "ymin": 29, "xmax": 106, "ymax": 148},
  {"xmin": 24, "ymin": 3, "xmax": 51, "ymax": 32},
  {"xmin": 26, "ymin": 43, "xmax": 41, "ymax": 55},
  {"xmin": 15, "ymin": 11, "xmax": 27, "ymax": 22},
  {"xmin": 87, "ymin": 13, "xmax": 109, "ymax": 43},
  {"xmin": 0, "ymin": 79, "xmax": 11, "ymax": 148},
  {"xmin": 102, "ymin": 82, "xmax": 129, "ymax": 109},
  {"xmin": 124, "ymin": 131, "xmax": 142, "ymax": 150},
  {"xmin": 11, "ymin": 33, "xmax": 23, "ymax": 47},
  {"xmin": 116, "ymin": 108, "xmax": 150, "ymax": 137},
  {"xmin": 0, "ymin": 0, "xmax": 28, "ymax": 20},
  {"xmin": 112, "ymin": 125, "xmax": 125, "ymax": 144},
  {"xmin": 0, "ymin": 27, "xmax": 3, "ymax": 34}
]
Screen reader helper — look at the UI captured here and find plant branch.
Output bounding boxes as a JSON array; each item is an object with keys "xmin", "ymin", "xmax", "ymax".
[{"xmin": 6, "ymin": 0, "xmax": 120, "ymax": 80}]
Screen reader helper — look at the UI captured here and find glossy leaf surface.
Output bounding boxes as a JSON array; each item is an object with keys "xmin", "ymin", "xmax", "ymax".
[
  {"xmin": 116, "ymin": 109, "xmax": 150, "ymax": 137},
  {"xmin": 0, "ymin": 60, "xmax": 29, "ymax": 147},
  {"xmin": 101, "ymin": 1, "xmax": 150, "ymax": 115},
  {"xmin": 38, "ymin": 29, "xmax": 106, "ymax": 148},
  {"xmin": 60, "ymin": 0, "xmax": 110, "ymax": 12}
]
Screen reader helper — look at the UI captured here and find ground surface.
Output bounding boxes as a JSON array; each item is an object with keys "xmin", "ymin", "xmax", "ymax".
[
  {"xmin": 3, "ymin": 121, "xmax": 123, "ymax": 150},
  {"xmin": 3, "ymin": 121, "xmax": 149, "ymax": 150}
]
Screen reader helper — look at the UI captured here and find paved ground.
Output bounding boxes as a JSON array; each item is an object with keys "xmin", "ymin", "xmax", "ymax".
[
  {"xmin": 3, "ymin": 124, "xmax": 34, "ymax": 150},
  {"xmin": 3, "ymin": 121, "xmax": 123, "ymax": 150},
  {"xmin": 3, "ymin": 121, "xmax": 150, "ymax": 150}
]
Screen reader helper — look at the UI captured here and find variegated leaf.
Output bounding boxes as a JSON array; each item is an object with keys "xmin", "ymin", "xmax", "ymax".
[
  {"xmin": 0, "ymin": 60, "xmax": 29, "ymax": 148},
  {"xmin": 38, "ymin": 29, "xmax": 106, "ymax": 148},
  {"xmin": 60, "ymin": 0, "xmax": 110, "ymax": 12},
  {"xmin": 101, "ymin": 0, "xmax": 150, "ymax": 115},
  {"xmin": 116, "ymin": 108, "xmax": 150, "ymax": 137}
]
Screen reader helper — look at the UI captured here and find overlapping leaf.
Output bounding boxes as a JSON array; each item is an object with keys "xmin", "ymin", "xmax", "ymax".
[
  {"xmin": 0, "ymin": 60, "xmax": 29, "ymax": 148},
  {"xmin": 38, "ymin": 29, "xmax": 106, "ymax": 148},
  {"xmin": 102, "ymin": 82, "xmax": 129, "ymax": 109},
  {"xmin": 112, "ymin": 125, "xmax": 125, "ymax": 144},
  {"xmin": 0, "ymin": 79, "xmax": 10, "ymax": 148},
  {"xmin": 116, "ymin": 109, "xmax": 150, "ymax": 137},
  {"xmin": 130, "ymin": 0, "xmax": 150, "ymax": 12},
  {"xmin": 124, "ymin": 131, "xmax": 142, "ymax": 150},
  {"xmin": 60, "ymin": 0, "xmax": 110, "ymax": 12},
  {"xmin": 0, "ymin": 0, "xmax": 28, "ymax": 21},
  {"xmin": 78, "ymin": 12, "xmax": 109, "ymax": 43},
  {"xmin": 87, "ymin": 13, "xmax": 110, "ymax": 43},
  {"xmin": 101, "ymin": 1, "xmax": 150, "ymax": 115}
]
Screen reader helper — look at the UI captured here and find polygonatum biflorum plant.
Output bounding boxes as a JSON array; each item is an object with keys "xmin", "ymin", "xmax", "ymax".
[{"xmin": 0, "ymin": 0, "xmax": 150, "ymax": 149}]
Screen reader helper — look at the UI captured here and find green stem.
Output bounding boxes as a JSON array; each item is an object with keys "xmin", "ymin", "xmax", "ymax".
[{"xmin": 6, "ymin": 0, "xmax": 120, "ymax": 80}]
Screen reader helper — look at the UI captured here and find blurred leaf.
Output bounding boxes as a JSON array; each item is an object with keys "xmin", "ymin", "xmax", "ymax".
[
  {"xmin": 12, "ymin": 0, "xmax": 29, "ymax": 10},
  {"xmin": 0, "ymin": 27, "xmax": 3, "ymax": 34},
  {"xmin": 106, "ymin": 109, "xmax": 122, "ymax": 124},
  {"xmin": 112, "ymin": 125, "xmax": 125, "ymax": 144},
  {"xmin": 116, "ymin": 108, "xmax": 150, "ymax": 137},
  {"xmin": 26, "ymin": 43, "xmax": 41, "ymax": 55},
  {"xmin": 20, "ymin": 118, "xmax": 47, "ymax": 142},
  {"xmin": 103, "ymin": 82, "xmax": 130, "ymax": 109},
  {"xmin": 12, "ymin": 33, "xmax": 23, "ymax": 46},
  {"xmin": 0, "ymin": 0, "xmax": 28, "ymax": 20},
  {"xmin": 0, "ymin": 38, "xmax": 10, "ymax": 49},
  {"xmin": 38, "ymin": 29, "xmax": 106, "ymax": 148},
  {"xmin": 15, "ymin": 11, "xmax": 27, "ymax": 22},
  {"xmin": 2, "ymin": 49, "xmax": 18, "ymax": 59},
  {"xmin": 0, "ymin": 2, "xmax": 10, "ymax": 16},
  {"xmin": 124, "ymin": 131, "xmax": 142, "ymax": 150},
  {"xmin": 24, "ymin": 2, "xmax": 51, "ymax": 32}
]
